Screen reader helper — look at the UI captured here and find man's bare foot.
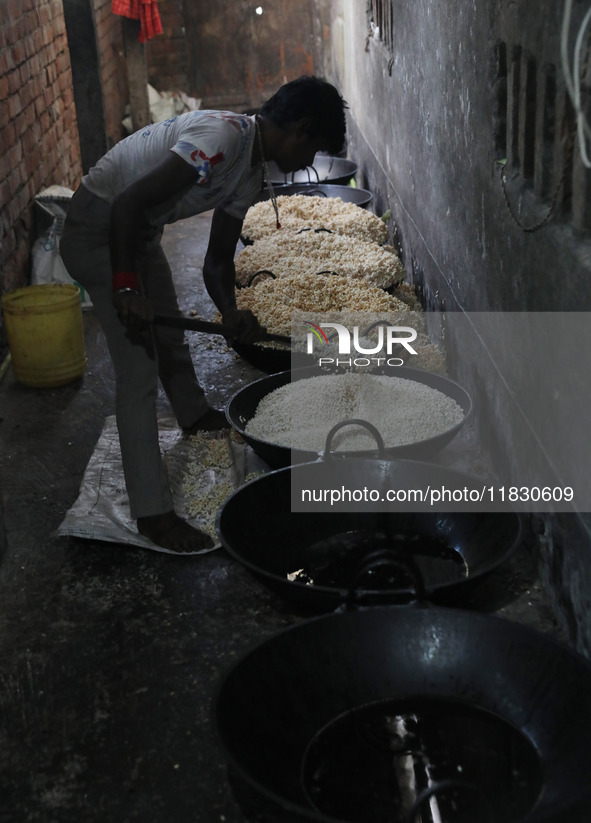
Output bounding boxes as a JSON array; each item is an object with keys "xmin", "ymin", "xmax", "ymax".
[
  {"xmin": 183, "ymin": 406, "xmax": 228, "ymax": 435},
  {"xmin": 137, "ymin": 511, "xmax": 214, "ymax": 553}
]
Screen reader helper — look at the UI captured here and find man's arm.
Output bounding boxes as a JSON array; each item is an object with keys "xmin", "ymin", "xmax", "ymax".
[
  {"xmin": 203, "ymin": 207, "xmax": 265, "ymax": 343},
  {"xmin": 110, "ymin": 152, "xmax": 197, "ymax": 328},
  {"xmin": 110, "ymin": 152, "xmax": 196, "ymax": 275}
]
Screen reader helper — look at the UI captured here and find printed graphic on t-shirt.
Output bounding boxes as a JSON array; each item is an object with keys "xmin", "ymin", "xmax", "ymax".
[
  {"xmin": 192, "ymin": 148, "xmax": 225, "ymax": 184},
  {"xmin": 173, "ymin": 141, "xmax": 226, "ymax": 185},
  {"xmin": 173, "ymin": 113, "xmax": 249, "ymax": 185},
  {"xmin": 218, "ymin": 113, "xmax": 250, "ymax": 132}
]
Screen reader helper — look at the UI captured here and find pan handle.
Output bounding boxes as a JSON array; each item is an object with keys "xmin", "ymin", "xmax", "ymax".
[
  {"xmin": 244, "ymin": 269, "xmax": 277, "ymax": 289},
  {"xmin": 302, "ymin": 187, "xmax": 328, "ymax": 197},
  {"xmin": 294, "ymin": 164, "xmax": 320, "ymax": 184},
  {"xmin": 362, "ymin": 318, "xmax": 399, "ymax": 336},
  {"xmin": 343, "ymin": 549, "xmax": 428, "ymax": 609},
  {"xmin": 406, "ymin": 778, "xmax": 496, "ymax": 823},
  {"xmin": 361, "ymin": 318, "xmax": 417, "ymax": 354},
  {"xmin": 235, "ymin": 269, "xmax": 276, "ymax": 290},
  {"xmin": 322, "ymin": 419, "xmax": 386, "ymax": 460}
]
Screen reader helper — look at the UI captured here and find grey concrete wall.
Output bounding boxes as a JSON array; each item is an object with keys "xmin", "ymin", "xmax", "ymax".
[{"xmin": 326, "ymin": 0, "xmax": 591, "ymax": 655}]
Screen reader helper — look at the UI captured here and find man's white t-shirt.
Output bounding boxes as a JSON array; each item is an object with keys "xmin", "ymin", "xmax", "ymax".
[{"xmin": 82, "ymin": 111, "xmax": 263, "ymax": 225}]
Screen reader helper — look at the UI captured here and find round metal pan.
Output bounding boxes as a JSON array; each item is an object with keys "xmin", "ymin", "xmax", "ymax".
[
  {"xmin": 216, "ymin": 454, "xmax": 522, "ymax": 612},
  {"xmin": 225, "ymin": 365, "xmax": 473, "ymax": 468},
  {"xmin": 252, "ymin": 182, "xmax": 373, "ymax": 208},
  {"xmin": 215, "ymin": 604, "xmax": 591, "ymax": 823},
  {"xmin": 265, "ymin": 155, "xmax": 358, "ymax": 186},
  {"xmin": 230, "ymin": 340, "xmax": 311, "ymax": 374}
]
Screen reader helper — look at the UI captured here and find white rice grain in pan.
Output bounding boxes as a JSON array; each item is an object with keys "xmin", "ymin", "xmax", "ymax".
[{"xmin": 244, "ymin": 373, "xmax": 464, "ymax": 452}]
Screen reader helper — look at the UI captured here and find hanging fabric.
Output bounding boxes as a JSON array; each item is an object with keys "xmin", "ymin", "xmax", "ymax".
[{"xmin": 111, "ymin": 0, "xmax": 163, "ymax": 43}]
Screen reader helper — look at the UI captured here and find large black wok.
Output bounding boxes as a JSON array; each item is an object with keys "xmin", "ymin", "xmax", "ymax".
[
  {"xmin": 252, "ymin": 182, "xmax": 373, "ymax": 208},
  {"xmin": 230, "ymin": 269, "xmax": 313, "ymax": 373},
  {"xmin": 230, "ymin": 338, "xmax": 302, "ymax": 374},
  {"xmin": 215, "ymin": 604, "xmax": 591, "ymax": 823},
  {"xmin": 216, "ymin": 447, "xmax": 522, "ymax": 612},
  {"xmin": 225, "ymin": 366, "xmax": 473, "ymax": 468},
  {"xmin": 265, "ymin": 155, "xmax": 358, "ymax": 186}
]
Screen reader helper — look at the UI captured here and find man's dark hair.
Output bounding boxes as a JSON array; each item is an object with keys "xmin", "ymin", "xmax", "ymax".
[{"xmin": 260, "ymin": 75, "xmax": 348, "ymax": 155}]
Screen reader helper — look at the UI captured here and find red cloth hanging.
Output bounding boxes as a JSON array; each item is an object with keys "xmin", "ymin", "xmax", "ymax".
[{"xmin": 112, "ymin": 0, "xmax": 163, "ymax": 43}]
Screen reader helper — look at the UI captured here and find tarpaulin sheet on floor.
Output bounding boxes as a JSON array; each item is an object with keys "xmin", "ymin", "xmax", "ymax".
[{"xmin": 57, "ymin": 414, "xmax": 268, "ymax": 555}]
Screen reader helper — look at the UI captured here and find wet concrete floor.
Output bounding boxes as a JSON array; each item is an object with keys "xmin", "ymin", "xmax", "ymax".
[{"xmin": 0, "ymin": 212, "xmax": 564, "ymax": 822}]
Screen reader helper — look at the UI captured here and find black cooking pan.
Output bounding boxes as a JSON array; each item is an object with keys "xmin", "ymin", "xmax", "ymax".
[
  {"xmin": 229, "ymin": 339, "xmax": 296, "ymax": 373},
  {"xmin": 225, "ymin": 273, "xmax": 311, "ymax": 372},
  {"xmin": 216, "ymin": 443, "xmax": 522, "ymax": 612},
  {"xmin": 252, "ymin": 182, "xmax": 373, "ymax": 208},
  {"xmin": 225, "ymin": 365, "xmax": 472, "ymax": 468},
  {"xmin": 230, "ymin": 339, "xmax": 314, "ymax": 374},
  {"xmin": 265, "ymin": 155, "xmax": 358, "ymax": 186},
  {"xmin": 153, "ymin": 313, "xmax": 295, "ymax": 373},
  {"xmin": 215, "ymin": 603, "xmax": 591, "ymax": 823},
  {"xmin": 230, "ymin": 269, "xmax": 389, "ymax": 374}
]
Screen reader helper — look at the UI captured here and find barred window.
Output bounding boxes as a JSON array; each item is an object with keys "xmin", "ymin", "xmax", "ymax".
[
  {"xmin": 495, "ymin": 41, "xmax": 587, "ymax": 232},
  {"xmin": 368, "ymin": 0, "xmax": 394, "ymax": 53}
]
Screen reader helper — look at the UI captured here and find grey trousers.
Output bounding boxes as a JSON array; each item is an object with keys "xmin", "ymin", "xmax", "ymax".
[{"xmin": 61, "ymin": 184, "xmax": 209, "ymax": 519}]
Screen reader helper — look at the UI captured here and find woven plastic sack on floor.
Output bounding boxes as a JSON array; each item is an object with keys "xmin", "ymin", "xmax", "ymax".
[{"xmin": 32, "ymin": 186, "xmax": 93, "ymax": 310}]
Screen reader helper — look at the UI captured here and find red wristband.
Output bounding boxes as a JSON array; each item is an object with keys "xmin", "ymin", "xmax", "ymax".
[{"xmin": 113, "ymin": 271, "xmax": 140, "ymax": 292}]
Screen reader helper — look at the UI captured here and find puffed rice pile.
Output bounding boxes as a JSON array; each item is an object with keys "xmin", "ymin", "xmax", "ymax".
[
  {"xmin": 181, "ymin": 433, "xmax": 235, "ymax": 539},
  {"xmin": 241, "ymin": 195, "xmax": 389, "ymax": 245},
  {"xmin": 244, "ymin": 373, "xmax": 464, "ymax": 451},
  {"xmin": 230, "ymin": 272, "xmax": 410, "ymax": 336},
  {"xmin": 181, "ymin": 431, "xmax": 263, "ymax": 539},
  {"xmin": 235, "ymin": 230, "xmax": 405, "ymax": 290}
]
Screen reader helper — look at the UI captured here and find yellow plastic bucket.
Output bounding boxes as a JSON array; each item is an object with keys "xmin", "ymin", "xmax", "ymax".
[{"xmin": 2, "ymin": 283, "xmax": 87, "ymax": 388}]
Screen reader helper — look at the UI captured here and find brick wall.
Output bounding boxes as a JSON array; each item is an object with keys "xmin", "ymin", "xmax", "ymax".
[
  {"xmin": 0, "ymin": 0, "xmax": 82, "ymax": 293},
  {"xmin": 146, "ymin": 0, "xmax": 325, "ymax": 111},
  {"xmin": 146, "ymin": 0, "xmax": 190, "ymax": 93},
  {"xmin": 94, "ymin": 0, "xmax": 128, "ymax": 148}
]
